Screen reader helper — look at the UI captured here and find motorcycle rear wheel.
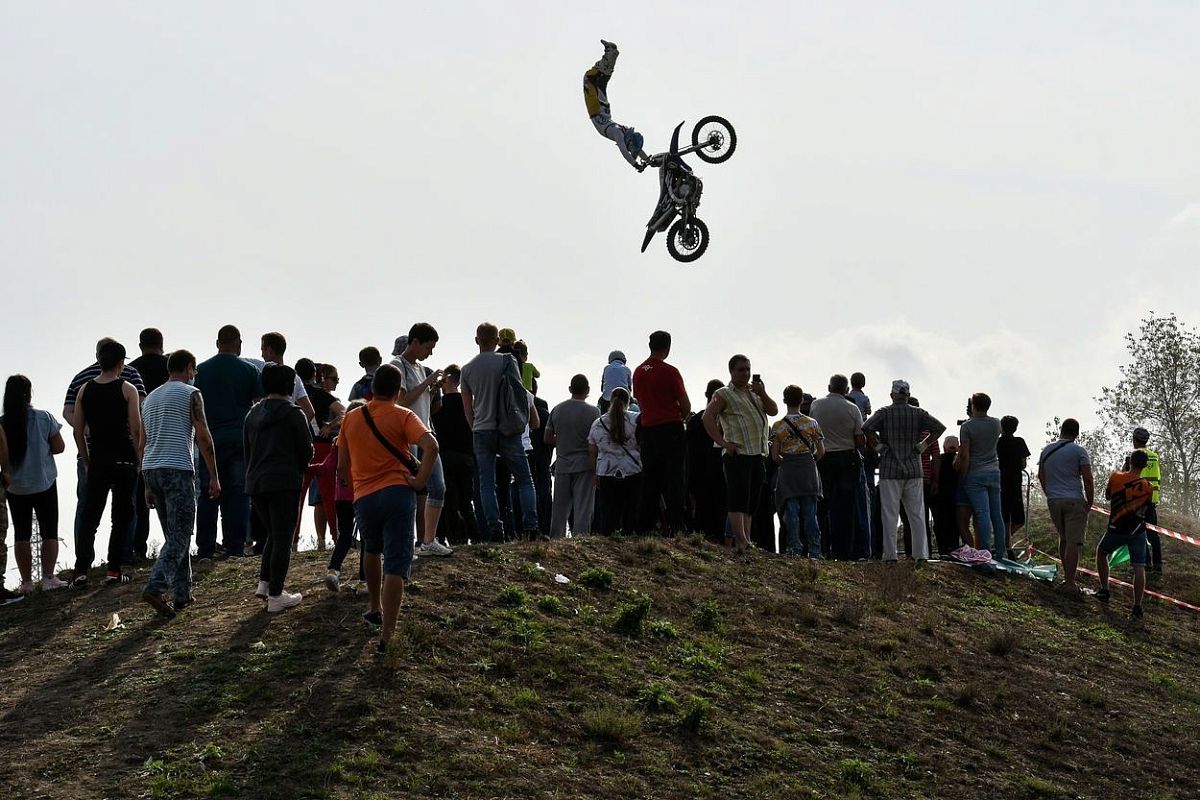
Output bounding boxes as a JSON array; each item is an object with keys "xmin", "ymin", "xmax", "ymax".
[
  {"xmin": 692, "ymin": 116, "xmax": 737, "ymax": 164},
  {"xmin": 666, "ymin": 217, "xmax": 710, "ymax": 263}
]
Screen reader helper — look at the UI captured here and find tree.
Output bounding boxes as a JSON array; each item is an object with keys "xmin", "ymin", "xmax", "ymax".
[{"xmin": 1097, "ymin": 313, "xmax": 1200, "ymax": 516}]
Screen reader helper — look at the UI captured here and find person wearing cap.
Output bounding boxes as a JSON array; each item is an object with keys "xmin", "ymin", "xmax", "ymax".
[
  {"xmin": 546, "ymin": 375, "xmax": 601, "ymax": 536},
  {"xmin": 1036, "ymin": 418, "xmax": 1094, "ymax": 592},
  {"xmin": 72, "ymin": 339, "xmax": 144, "ymax": 586},
  {"xmin": 862, "ymin": 380, "xmax": 945, "ymax": 561},
  {"xmin": 1124, "ymin": 427, "xmax": 1162, "ymax": 574},
  {"xmin": 599, "ymin": 351, "xmax": 632, "ymax": 414}
]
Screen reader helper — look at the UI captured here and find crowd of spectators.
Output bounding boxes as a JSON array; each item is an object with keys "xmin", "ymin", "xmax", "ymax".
[{"xmin": 0, "ymin": 324, "xmax": 1166, "ymax": 642}]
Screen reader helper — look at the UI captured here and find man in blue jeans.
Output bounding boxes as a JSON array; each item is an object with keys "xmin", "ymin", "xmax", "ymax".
[
  {"xmin": 194, "ymin": 325, "xmax": 263, "ymax": 559},
  {"xmin": 955, "ymin": 392, "xmax": 1007, "ymax": 558},
  {"xmin": 141, "ymin": 350, "xmax": 222, "ymax": 617},
  {"xmin": 459, "ymin": 322, "xmax": 539, "ymax": 541},
  {"xmin": 338, "ymin": 363, "xmax": 438, "ymax": 651}
]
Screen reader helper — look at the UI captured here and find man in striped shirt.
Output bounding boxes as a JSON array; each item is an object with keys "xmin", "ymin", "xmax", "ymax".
[
  {"xmin": 862, "ymin": 380, "xmax": 946, "ymax": 562},
  {"xmin": 140, "ymin": 350, "xmax": 221, "ymax": 618}
]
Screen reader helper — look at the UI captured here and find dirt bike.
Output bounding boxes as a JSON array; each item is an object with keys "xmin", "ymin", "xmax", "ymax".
[{"xmin": 640, "ymin": 115, "xmax": 736, "ymax": 263}]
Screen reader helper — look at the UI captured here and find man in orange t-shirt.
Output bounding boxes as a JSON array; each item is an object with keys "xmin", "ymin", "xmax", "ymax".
[
  {"xmin": 1095, "ymin": 450, "xmax": 1153, "ymax": 619},
  {"xmin": 338, "ymin": 363, "xmax": 438, "ymax": 652}
]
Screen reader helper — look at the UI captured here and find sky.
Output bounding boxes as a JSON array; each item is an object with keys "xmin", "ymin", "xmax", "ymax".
[{"xmin": 3, "ymin": 2, "xmax": 1199, "ymax": 570}]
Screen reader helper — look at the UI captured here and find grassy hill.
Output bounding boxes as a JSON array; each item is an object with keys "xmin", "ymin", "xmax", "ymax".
[{"xmin": 2, "ymin": 505, "xmax": 1199, "ymax": 800}]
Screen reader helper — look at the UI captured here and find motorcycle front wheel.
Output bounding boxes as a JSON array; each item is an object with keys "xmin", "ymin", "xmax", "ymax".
[
  {"xmin": 692, "ymin": 116, "xmax": 737, "ymax": 164},
  {"xmin": 666, "ymin": 217, "xmax": 710, "ymax": 263}
]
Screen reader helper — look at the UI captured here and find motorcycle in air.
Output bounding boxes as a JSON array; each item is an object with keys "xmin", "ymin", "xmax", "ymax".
[{"xmin": 640, "ymin": 115, "xmax": 736, "ymax": 263}]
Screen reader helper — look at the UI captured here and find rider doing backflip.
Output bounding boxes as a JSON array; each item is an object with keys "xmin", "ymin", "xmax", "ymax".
[{"xmin": 583, "ymin": 40, "xmax": 649, "ymax": 171}]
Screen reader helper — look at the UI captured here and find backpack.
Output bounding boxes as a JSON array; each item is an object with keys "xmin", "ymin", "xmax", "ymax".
[{"xmin": 496, "ymin": 354, "xmax": 529, "ymax": 437}]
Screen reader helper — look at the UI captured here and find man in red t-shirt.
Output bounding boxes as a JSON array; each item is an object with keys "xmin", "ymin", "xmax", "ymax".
[{"xmin": 631, "ymin": 330, "xmax": 691, "ymax": 534}]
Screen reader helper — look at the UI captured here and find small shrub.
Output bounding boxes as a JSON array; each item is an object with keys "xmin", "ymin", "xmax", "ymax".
[
  {"xmin": 635, "ymin": 537, "xmax": 664, "ymax": 556},
  {"xmin": 1077, "ymin": 686, "xmax": 1106, "ymax": 709},
  {"xmin": 831, "ymin": 602, "xmax": 865, "ymax": 627},
  {"xmin": 953, "ymin": 683, "xmax": 979, "ymax": 709},
  {"xmin": 877, "ymin": 639, "xmax": 899, "ymax": 655},
  {"xmin": 511, "ymin": 688, "xmax": 540, "ymax": 709},
  {"xmin": 476, "ymin": 546, "xmax": 502, "ymax": 560},
  {"xmin": 1046, "ymin": 713, "xmax": 1068, "ymax": 743},
  {"xmin": 579, "ymin": 567, "xmax": 615, "ymax": 591},
  {"xmin": 692, "ymin": 599, "xmax": 723, "ymax": 632},
  {"xmin": 508, "ymin": 618, "xmax": 546, "ymax": 652},
  {"xmin": 581, "ymin": 707, "xmax": 641, "ymax": 746},
  {"xmin": 741, "ymin": 667, "xmax": 764, "ymax": 687},
  {"xmin": 838, "ymin": 757, "xmax": 874, "ymax": 787},
  {"xmin": 536, "ymin": 594, "xmax": 565, "ymax": 615},
  {"xmin": 678, "ymin": 696, "xmax": 711, "ymax": 736},
  {"xmin": 1022, "ymin": 776, "xmax": 1069, "ymax": 798},
  {"xmin": 987, "ymin": 629, "xmax": 1019, "ymax": 657},
  {"xmin": 497, "ymin": 584, "xmax": 528, "ymax": 608},
  {"xmin": 614, "ymin": 593, "xmax": 653, "ymax": 636},
  {"xmin": 680, "ymin": 651, "xmax": 719, "ymax": 673},
  {"xmin": 647, "ymin": 620, "xmax": 679, "ymax": 639},
  {"xmin": 635, "ymin": 681, "xmax": 678, "ymax": 713}
]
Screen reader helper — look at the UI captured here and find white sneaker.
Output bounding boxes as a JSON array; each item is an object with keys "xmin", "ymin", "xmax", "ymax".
[
  {"xmin": 41, "ymin": 576, "xmax": 67, "ymax": 591},
  {"xmin": 267, "ymin": 591, "xmax": 302, "ymax": 613},
  {"xmin": 418, "ymin": 540, "xmax": 453, "ymax": 557},
  {"xmin": 324, "ymin": 570, "xmax": 341, "ymax": 593},
  {"xmin": 254, "ymin": 580, "xmax": 269, "ymax": 598}
]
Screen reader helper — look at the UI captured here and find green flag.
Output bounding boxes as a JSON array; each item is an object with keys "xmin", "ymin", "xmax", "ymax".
[{"xmin": 1108, "ymin": 545, "xmax": 1130, "ymax": 568}]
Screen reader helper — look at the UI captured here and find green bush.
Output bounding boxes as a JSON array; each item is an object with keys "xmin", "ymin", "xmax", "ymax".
[
  {"xmin": 678, "ymin": 696, "xmax": 711, "ymax": 736},
  {"xmin": 579, "ymin": 567, "xmax": 615, "ymax": 591},
  {"xmin": 536, "ymin": 594, "xmax": 565, "ymax": 615},
  {"xmin": 635, "ymin": 681, "xmax": 678, "ymax": 713},
  {"xmin": 581, "ymin": 706, "xmax": 641, "ymax": 746},
  {"xmin": 497, "ymin": 584, "xmax": 528, "ymax": 608},
  {"xmin": 692, "ymin": 600, "xmax": 723, "ymax": 631},
  {"xmin": 614, "ymin": 593, "xmax": 653, "ymax": 636}
]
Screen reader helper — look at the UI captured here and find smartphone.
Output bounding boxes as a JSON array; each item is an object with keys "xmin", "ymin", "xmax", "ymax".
[{"xmin": 752, "ymin": 374, "xmax": 761, "ymax": 383}]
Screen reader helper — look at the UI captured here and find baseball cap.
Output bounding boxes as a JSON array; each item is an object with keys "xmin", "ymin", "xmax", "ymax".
[
  {"xmin": 1132, "ymin": 426, "xmax": 1150, "ymax": 443},
  {"xmin": 608, "ymin": 350, "xmax": 626, "ymax": 363},
  {"xmin": 498, "ymin": 327, "xmax": 517, "ymax": 345},
  {"xmin": 392, "ymin": 335, "xmax": 408, "ymax": 356},
  {"xmin": 891, "ymin": 379, "xmax": 911, "ymax": 396}
]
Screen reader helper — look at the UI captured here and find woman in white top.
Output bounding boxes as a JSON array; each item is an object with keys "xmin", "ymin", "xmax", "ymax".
[{"xmin": 588, "ymin": 388, "xmax": 642, "ymax": 535}]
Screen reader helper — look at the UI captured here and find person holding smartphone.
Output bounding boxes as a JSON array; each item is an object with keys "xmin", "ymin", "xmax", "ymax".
[{"xmin": 702, "ymin": 356, "xmax": 778, "ymax": 554}]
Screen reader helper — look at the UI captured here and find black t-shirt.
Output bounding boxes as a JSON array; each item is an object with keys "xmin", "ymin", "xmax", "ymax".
[
  {"xmin": 307, "ymin": 385, "xmax": 339, "ymax": 442},
  {"xmin": 996, "ymin": 434, "xmax": 1031, "ymax": 485},
  {"xmin": 432, "ymin": 393, "xmax": 473, "ymax": 455},
  {"xmin": 129, "ymin": 353, "xmax": 170, "ymax": 395},
  {"xmin": 82, "ymin": 379, "xmax": 136, "ymax": 466}
]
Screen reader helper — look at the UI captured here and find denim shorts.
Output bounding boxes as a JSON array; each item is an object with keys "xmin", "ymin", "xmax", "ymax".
[
  {"xmin": 354, "ymin": 484, "xmax": 417, "ymax": 579},
  {"xmin": 1097, "ymin": 526, "xmax": 1148, "ymax": 567}
]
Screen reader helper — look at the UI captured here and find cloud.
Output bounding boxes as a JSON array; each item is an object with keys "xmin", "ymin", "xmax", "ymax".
[{"xmin": 1164, "ymin": 203, "xmax": 1200, "ymax": 232}]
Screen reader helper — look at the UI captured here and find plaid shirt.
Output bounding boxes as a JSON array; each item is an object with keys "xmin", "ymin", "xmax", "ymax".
[{"xmin": 863, "ymin": 401, "xmax": 946, "ymax": 480}]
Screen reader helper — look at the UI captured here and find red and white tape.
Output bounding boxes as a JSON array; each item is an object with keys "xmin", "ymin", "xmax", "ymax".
[
  {"xmin": 1028, "ymin": 546, "xmax": 1200, "ymax": 613},
  {"xmin": 1088, "ymin": 504, "xmax": 1200, "ymax": 548}
]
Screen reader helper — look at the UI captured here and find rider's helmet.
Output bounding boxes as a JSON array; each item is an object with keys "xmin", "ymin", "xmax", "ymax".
[{"xmin": 624, "ymin": 127, "xmax": 644, "ymax": 156}]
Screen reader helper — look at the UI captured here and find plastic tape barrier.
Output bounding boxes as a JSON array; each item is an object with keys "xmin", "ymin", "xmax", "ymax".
[
  {"xmin": 1027, "ymin": 546, "xmax": 1200, "ymax": 614},
  {"xmin": 1089, "ymin": 505, "xmax": 1200, "ymax": 547}
]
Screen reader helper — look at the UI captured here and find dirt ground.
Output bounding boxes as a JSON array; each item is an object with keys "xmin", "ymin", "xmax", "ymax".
[{"xmin": 2, "ymin": 505, "xmax": 1198, "ymax": 799}]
